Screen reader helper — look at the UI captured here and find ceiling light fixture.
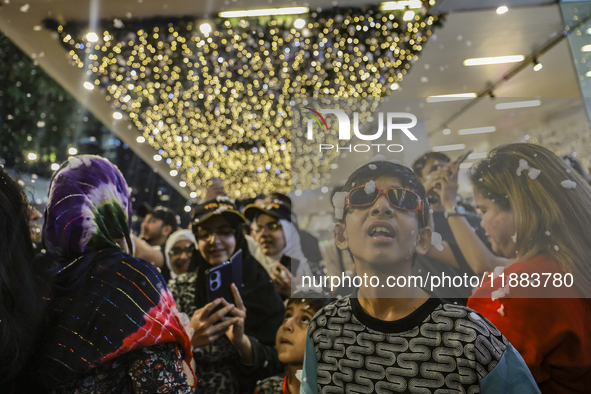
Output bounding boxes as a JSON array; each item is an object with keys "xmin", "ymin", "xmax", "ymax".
[
  {"xmin": 495, "ymin": 100, "xmax": 541, "ymax": 110},
  {"xmin": 432, "ymin": 144, "xmax": 466, "ymax": 152},
  {"xmin": 85, "ymin": 32, "xmax": 99, "ymax": 42},
  {"xmin": 380, "ymin": 1, "xmax": 423, "ymax": 10},
  {"xmin": 294, "ymin": 19, "xmax": 306, "ymax": 29},
  {"xmin": 443, "ymin": 128, "xmax": 451, "ymax": 135},
  {"xmin": 390, "ymin": 82, "xmax": 400, "ymax": 90},
  {"xmin": 83, "ymin": 82, "xmax": 94, "ymax": 90},
  {"xmin": 219, "ymin": 7, "xmax": 309, "ymax": 18},
  {"xmin": 463, "ymin": 55, "xmax": 525, "ymax": 66},
  {"xmin": 199, "ymin": 23, "xmax": 212, "ymax": 35},
  {"xmin": 458, "ymin": 126, "xmax": 496, "ymax": 135},
  {"xmin": 533, "ymin": 58, "xmax": 542, "ymax": 71},
  {"xmin": 468, "ymin": 152, "xmax": 488, "ymax": 160},
  {"xmin": 460, "ymin": 162, "xmax": 474, "ymax": 169},
  {"xmin": 496, "ymin": 6, "xmax": 508, "ymax": 14},
  {"xmin": 582, "ymin": 45, "xmax": 591, "ymax": 52},
  {"xmin": 426, "ymin": 93, "xmax": 477, "ymax": 103}
]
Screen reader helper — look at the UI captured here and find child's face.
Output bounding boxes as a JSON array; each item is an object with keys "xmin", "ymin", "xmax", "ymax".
[
  {"xmin": 275, "ymin": 302, "xmax": 315, "ymax": 365},
  {"xmin": 336, "ymin": 176, "xmax": 431, "ymax": 267}
]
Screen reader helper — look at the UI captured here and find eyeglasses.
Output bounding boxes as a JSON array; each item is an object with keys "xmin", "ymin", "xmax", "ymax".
[
  {"xmin": 254, "ymin": 221, "xmax": 282, "ymax": 234},
  {"xmin": 195, "ymin": 227, "xmax": 235, "ymax": 241},
  {"xmin": 345, "ymin": 186, "xmax": 425, "ymax": 224},
  {"xmin": 168, "ymin": 244, "xmax": 195, "ymax": 257}
]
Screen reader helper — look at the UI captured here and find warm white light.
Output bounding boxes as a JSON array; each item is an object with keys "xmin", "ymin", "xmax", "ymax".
[
  {"xmin": 403, "ymin": 10, "xmax": 415, "ymax": 21},
  {"xmin": 586, "ymin": 71, "xmax": 591, "ymax": 77},
  {"xmin": 295, "ymin": 190, "xmax": 302, "ymax": 196},
  {"xmin": 83, "ymin": 82, "xmax": 94, "ymax": 90},
  {"xmin": 179, "ymin": 181, "xmax": 187, "ymax": 188},
  {"xmin": 390, "ymin": 82, "xmax": 400, "ymax": 90},
  {"xmin": 380, "ymin": 1, "xmax": 423, "ymax": 10},
  {"xmin": 153, "ymin": 155, "xmax": 162, "ymax": 161},
  {"xmin": 468, "ymin": 152, "xmax": 488, "ymax": 160},
  {"xmin": 51, "ymin": 163, "xmax": 60, "ymax": 171},
  {"xmin": 86, "ymin": 32, "xmax": 99, "ymax": 42},
  {"xmin": 136, "ymin": 136, "xmax": 145, "ymax": 143},
  {"xmin": 426, "ymin": 93, "xmax": 477, "ymax": 103},
  {"xmin": 432, "ymin": 144, "xmax": 466, "ymax": 152},
  {"xmin": 496, "ymin": 6, "xmax": 508, "ymax": 14},
  {"xmin": 495, "ymin": 100, "xmax": 541, "ymax": 110},
  {"xmin": 184, "ymin": 206, "xmax": 191, "ymax": 212},
  {"xmin": 582, "ymin": 45, "xmax": 591, "ymax": 52},
  {"xmin": 190, "ymin": 192, "xmax": 198, "ymax": 198},
  {"xmin": 27, "ymin": 152, "xmax": 38, "ymax": 161},
  {"xmin": 170, "ymin": 170, "xmax": 178, "ymax": 176},
  {"xmin": 458, "ymin": 126, "xmax": 496, "ymax": 135},
  {"xmin": 199, "ymin": 23, "xmax": 212, "ymax": 35},
  {"xmin": 321, "ymin": 187, "xmax": 329, "ymax": 193},
  {"xmin": 533, "ymin": 62, "xmax": 543, "ymax": 71},
  {"xmin": 123, "ymin": 95, "xmax": 131, "ymax": 102},
  {"xmin": 128, "ymin": 84, "xmax": 134, "ymax": 90},
  {"xmin": 219, "ymin": 7, "xmax": 308, "ymax": 18},
  {"xmin": 443, "ymin": 128, "xmax": 451, "ymax": 135},
  {"xmin": 113, "ymin": 112, "xmax": 122, "ymax": 120},
  {"xmin": 294, "ymin": 19, "xmax": 306, "ymax": 29},
  {"xmin": 463, "ymin": 55, "xmax": 524, "ymax": 66},
  {"xmin": 330, "ymin": 163, "xmax": 339, "ymax": 169},
  {"xmin": 68, "ymin": 147, "xmax": 78, "ymax": 155}
]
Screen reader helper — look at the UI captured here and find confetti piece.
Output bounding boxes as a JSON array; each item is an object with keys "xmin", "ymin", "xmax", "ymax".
[
  {"xmin": 364, "ymin": 180, "xmax": 376, "ymax": 194},
  {"xmin": 561, "ymin": 180, "xmax": 577, "ymax": 189},
  {"xmin": 431, "ymin": 232, "xmax": 443, "ymax": 251},
  {"xmin": 497, "ymin": 304, "xmax": 505, "ymax": 316}
]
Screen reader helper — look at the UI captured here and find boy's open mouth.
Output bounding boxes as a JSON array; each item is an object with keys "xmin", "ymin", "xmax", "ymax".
[{"xmin": 368, "ymin": 222, "xmax": 395, "ymax": 242}]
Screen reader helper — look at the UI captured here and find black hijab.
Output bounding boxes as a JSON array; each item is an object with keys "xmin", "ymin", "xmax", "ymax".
[{"xmin": 190, "ymin": 217, "xmax": 284, "ymax": 346}]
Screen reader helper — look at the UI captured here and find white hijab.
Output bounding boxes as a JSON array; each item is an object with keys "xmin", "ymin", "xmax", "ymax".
[
  {"xmin": 164, "ymin": 229, "xmax": 197, "ymax": 279},
  {"xmin": 253, "ymin": 218, "xmax": 313, "ymax": 279}
]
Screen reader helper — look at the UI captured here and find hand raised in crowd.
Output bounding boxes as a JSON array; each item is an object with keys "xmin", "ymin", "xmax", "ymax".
[
  {"xmin": 189, "ymin": 298, "xmax": 239, "ymax": 348},
  {"xmin": 221, "ymin": 284, "xmax": 253, "ymax": 365},
  {"xmin": 432, "ymin": 160, "xmax": 460, "ymax": 209},
  {"xmin": 271, "ymin": 261, "xmax": 292, "ymax": 299},
  {"xmin": 204, "ymin": 177, "xmax": 228, "ymax": 201}
]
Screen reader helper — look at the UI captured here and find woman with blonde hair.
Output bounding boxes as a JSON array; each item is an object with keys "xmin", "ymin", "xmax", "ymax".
[{"xmin": 466, "ymin": 143, "xmax": 591, "ymax": 393}]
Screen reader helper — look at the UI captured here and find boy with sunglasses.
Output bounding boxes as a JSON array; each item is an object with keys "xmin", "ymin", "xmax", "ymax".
[{"xmin": 301, "ymin": 160, "xmax": 540, "ymax": 393}]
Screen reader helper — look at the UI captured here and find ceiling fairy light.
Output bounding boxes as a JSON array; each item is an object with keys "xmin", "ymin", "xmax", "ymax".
[
  {"xmin": 219, "ymin": 7, "xmax": 309, "ymax": 18},
  {"xmin": 293, "ymin": 19, "xmax": 306, "ymax": 29},
  {"xmin": 48, "ymin": 5, "xmax": 441, "ymax": 197}
]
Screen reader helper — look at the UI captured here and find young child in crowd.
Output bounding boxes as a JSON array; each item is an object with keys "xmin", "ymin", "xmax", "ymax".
[
  {"xmin": 255, "ymin": 293, "xmax": 332, "ymax": 394},
  {"xmin": 300, "ymin": 160, "xmax": 540, "ymax": 393}
]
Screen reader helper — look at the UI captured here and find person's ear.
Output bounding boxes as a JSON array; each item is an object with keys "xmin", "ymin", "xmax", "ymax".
[
  {"xmin": 163, "ymin": 224, "xmax": 173, "ymax": 238},
  {"xmin": 414, "ymin": 226, "xmax": 432, "ymax": 255},
  {"xmin": 334, "ymin": 222, "xmax": 349, "ymax": 251}
]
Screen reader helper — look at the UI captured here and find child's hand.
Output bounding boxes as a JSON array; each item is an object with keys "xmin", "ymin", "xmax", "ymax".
[
  {"xmin": 189, "ymin": 298, "xmax": 238, "ymax": 348},
  {"xmin": 433, "ymin": 161, "xmax": 460, "ymax": 210},
  {"xmin": 271, "ymin": 262, "xmax": 292, "ymax": 298}
]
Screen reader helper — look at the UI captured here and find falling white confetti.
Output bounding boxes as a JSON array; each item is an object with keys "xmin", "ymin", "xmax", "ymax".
[
  {"xmin": 67, "ymin": 156, "xmax": 92, "ymax": 169},
  {"xmin": 334, "ymin": 208, "xmax": 344, "ymax": 220},
  {"xmin": 561, "ymin": 180, "xmax": 577, "ymax": 189},
  {"xmin": 113, "ymin": 18, "xmax": 124, "ymax": 29},
  {"xmin": 516, "ymin": 159, "xmax": 529, "ymax": 176},
  {"xmin": 370, "ymin": 154, "xmax": 386, "ymax": 162},
  {"xmin": 491, "ymin": 284, "xmax": 510, "ymax": 301},
  {"xmin": 33, "ymin": 25, "xmax": 42, "ymax": 31},
  {"xmin": 497, "ymin": 304, "xmax": 505, "ymax": 317},
  {"xmin": 20, "ymin": 3, "xmax": 29, "ymax": 12},
  {"xmin": 213, "ymin": 205, "xmax": 229, "ymax": 215},
  {"xmin": 511, "ymin": 233, "xmax": 517, "ymax": 243},
  {"xmin": 554, "ymin": 245, "xmax": 560, "ymax": 251},
  {"xmin": 216, "ymin": 195, "xmax": 236, "ymax": 203},
  {"xmin": 303, "ymin": 305, "xmax": 310, "ymax": 309},
  {"xmin": 364, "ymin": 180, "xmax": 376, "ymax": 194},
  {"xmin": 528, "ymin": 168, "xmax": 541, "ymax": 180},
  {"xmin": 566, "ymin": 169, "xmax": 571, "ymax": 174},
  {"xmin": 431, "ymin": 232, "xmax": 444, "ymax": 251},
  {"xmin": 369, "ymin": 164, "xmax": 377, "ymax": 170},
  {"xmin": 545, "ymin": 231, "xmax": 551, "ymax": 236},
  {"xmin": 492, "ymin": 266, "xmax": 505, "ymax": 280}
]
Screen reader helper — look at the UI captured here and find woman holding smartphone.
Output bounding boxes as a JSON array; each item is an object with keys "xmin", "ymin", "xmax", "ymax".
[{"xmin": 168, "ymin": 197, "xmax": 285, "ymax": 394}]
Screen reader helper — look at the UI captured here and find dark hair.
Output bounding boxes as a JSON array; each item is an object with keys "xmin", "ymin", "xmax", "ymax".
[
  {"xmin": 0, "ymin": 168, "xmax": 46, "ymax": 382},
  {"xmin": 342, "ymin": 161, "xmax": 430, "ymax": 227},
  {"xmin": 288, "ymin": 291, "xmax": 335, "ymax": 315},
  {"xmin": 411, "ymin": 152, "xmax": 451, "ymax": 177}
]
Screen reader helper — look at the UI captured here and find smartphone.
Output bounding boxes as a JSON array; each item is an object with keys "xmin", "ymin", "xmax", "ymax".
[
  {"xmin": 455, "ymin": 149, "xmax": 474, "ymax": 165},
  {"xmin": 205, "ymin": 250, "xmax": 243, "ymax": 306},
  {"xmin": 280, "ymin": 255, "xmax": 300, "ymax": 276}
]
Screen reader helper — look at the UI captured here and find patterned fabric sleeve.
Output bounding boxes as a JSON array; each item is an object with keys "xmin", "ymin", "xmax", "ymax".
[{"xmin": 128, "ymin": 343, "xmax": 193, "ymax": 394}]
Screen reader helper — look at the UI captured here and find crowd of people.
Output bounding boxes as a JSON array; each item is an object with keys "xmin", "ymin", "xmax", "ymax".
[{"xmin": 1, "ymin": 142, "xmax": 591, "ymax": 393}]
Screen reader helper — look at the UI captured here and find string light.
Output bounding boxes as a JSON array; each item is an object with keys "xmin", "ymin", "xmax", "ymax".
[{"xmin": 48, "ymin": 4, "xmax": 440, "ymax": 197}]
